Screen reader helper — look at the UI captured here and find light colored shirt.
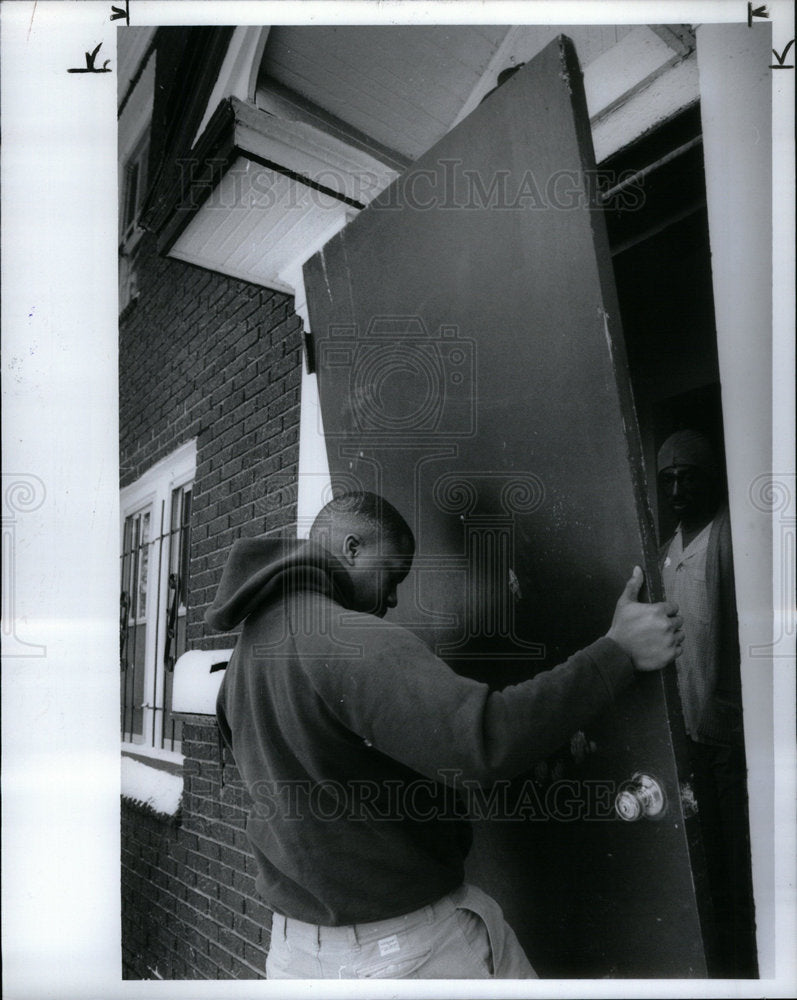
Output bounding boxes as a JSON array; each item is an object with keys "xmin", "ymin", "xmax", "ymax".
[{"xmin": 661, "ymin": 520, "xmax": 713, "ymax": 739}]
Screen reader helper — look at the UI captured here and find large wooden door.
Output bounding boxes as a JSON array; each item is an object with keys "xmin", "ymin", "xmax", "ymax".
[{"xmin": 304, "ymin": 36, "xmax": 709, "ymax": 977}]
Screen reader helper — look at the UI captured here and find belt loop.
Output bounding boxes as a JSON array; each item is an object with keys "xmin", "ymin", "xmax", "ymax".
[
  {"xmin": 353, "ymin": 922, "xmax": 360, "ymax": 945},
  {"xmin": 317, "ymin": 925, "xmax": 321, "ymax": 948},
  {"xmin": 282, "ymin": 915, "xmax": 287, "ymax": 941}
]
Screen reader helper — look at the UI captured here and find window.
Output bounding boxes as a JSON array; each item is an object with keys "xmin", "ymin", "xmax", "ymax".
[
  {"xmin": 119, "ymin": 440, "xmax": 196, "ymax": 755},
  {"xmin": 119, "ymin": 36, "xmax": 155, "ymax": 312},
  {"xmin": 121, "ymin": 131, "xmax": 150, "ymax": 246},
  {"xmin": 119, "ymin": 131, "xmax": 150, "ymax": 310}
]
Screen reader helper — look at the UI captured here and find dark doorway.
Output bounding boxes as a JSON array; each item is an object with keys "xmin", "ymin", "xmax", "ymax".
[
  {"xmin": 605, "ymin": 106, "xmax": 757, "ymax": 978},
  {"xmin": 603, "ymin": 105, "xmax": 727, "ymax": 532}
]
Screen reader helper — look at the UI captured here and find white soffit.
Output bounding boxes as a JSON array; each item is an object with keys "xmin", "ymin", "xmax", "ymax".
[
  {"xmin": 170, "ymin": 157, "xmax": 354, "ymax": 293},
  {"xmin": 169, "ymin": 97, "xmax": 397, "ymax": 293},
  {"xmin": 260, "ymin": 24, "xmax": 644, "ymax": 161},
  {"xmin": 261, "ymin": 24, "xmax": 511, "ymax": 161},
  {"xmin": 171, "ymin": 25, "xmax": 698, "ymax": 293},
  {"xmin": 233, "ymin": 99, "xmax": 397, "ymax": 205}
]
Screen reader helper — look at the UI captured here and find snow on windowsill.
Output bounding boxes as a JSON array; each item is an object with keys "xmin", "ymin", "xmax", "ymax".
[
  {"xmin": 121, "ymin": 755, "xmax": 183, "ymax": 822},
  {"xmin": 121, "ymin": 740, "xmax": 184, "ymax": 766}
]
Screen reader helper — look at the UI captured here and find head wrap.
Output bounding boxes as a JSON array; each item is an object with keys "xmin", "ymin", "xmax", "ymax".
[{"xmin": 657, "ymin": 429, "xmax": 717, "ymax": 473}]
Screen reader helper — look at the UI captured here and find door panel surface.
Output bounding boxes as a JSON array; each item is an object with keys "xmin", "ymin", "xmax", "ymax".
[{"xmin": 304, "ymin": 36, "xmax": 707, "ymax": 977}]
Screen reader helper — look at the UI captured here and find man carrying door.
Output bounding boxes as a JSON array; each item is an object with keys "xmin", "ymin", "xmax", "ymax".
[{"xmin": 208, "ymin": 491, "xmax": 684, "ymax": 979}]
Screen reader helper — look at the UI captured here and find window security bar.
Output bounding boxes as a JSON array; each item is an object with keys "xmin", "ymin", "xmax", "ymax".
[
  {"xmin": 164, "ymin": 571, "xmax": 182, "ymax": 673},
  {"xmin": 120, "ymin": 483, "xmax": 192, "ymax": 753},
  {"xmin": 120, "ymin": 590, "xmax": 131, "ymax": 670}
]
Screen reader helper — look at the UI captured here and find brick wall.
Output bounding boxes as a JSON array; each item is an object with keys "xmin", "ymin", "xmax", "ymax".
[
  {"xmin": 120, "ymin": 230, "xmax": 304, "ymax": 977},
  {"xmin": 120, "ymin": 229, "xmax": 303, "ymax": 646},
  {"xmin": 122, "ymin": 718, "xmax": 271, "ymax": 979}
]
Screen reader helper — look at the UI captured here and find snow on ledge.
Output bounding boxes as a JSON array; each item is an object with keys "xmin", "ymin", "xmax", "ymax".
[{"xmin": 121, "ymin": 756, "xmax": 183, "ymax": 818}]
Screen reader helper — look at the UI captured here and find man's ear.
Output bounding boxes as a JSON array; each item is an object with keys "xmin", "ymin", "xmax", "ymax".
[{"xmin": 341, "ymin": 533, "xmax": 361, "ymax": 566}]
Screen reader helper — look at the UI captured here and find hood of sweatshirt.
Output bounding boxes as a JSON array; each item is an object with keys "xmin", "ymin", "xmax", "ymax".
[{"xmin": 204, "ymin": 536, "xmax": 354, "ymax": 632}]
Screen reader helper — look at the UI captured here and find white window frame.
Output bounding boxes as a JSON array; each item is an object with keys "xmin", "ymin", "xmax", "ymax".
[
  {"xmin": 120, "ymin": 129, "xmax": 150, "ymax": 247},
  {"xmin": 120, "ymin": 439, "xmax": 197, "ymax": 758},
  {"xmin": 118, "ymin": 47, "xmax": 155, "ymax": 311},
  {"xmin": 118, "ymin": 126, "xmax": 150, "ymax": 311},
  {"xmin": 122, "ymin": 504, "xmax": 154, "ymax": 625}
]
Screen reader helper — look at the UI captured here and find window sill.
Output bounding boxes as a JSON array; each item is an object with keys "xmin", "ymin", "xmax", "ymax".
[
  {"xmin": 121, "ymin": 742, "xmax": 184, "ymax": 772},
  {"xmin": 121, "ymin": 749, "xmax": 184, "ymax": 822}
]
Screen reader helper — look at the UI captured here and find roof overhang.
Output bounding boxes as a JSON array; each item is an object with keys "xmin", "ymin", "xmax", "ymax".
[
  {"xmin": 140, "ymin": 25, "xmax": 698, "ymax": 297},
  {"xmin": 143, "ymin": 96, "xmax": 399, "ymax": 293}
]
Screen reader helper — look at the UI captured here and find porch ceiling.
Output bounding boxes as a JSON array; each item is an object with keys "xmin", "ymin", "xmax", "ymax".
[
  {"xmin": 160, "ymin": 24, "xmax": 698, "ymax": 297},
  {"xmin": 258, "ymin": 24, "xmax": 636, "ymax": 162}
]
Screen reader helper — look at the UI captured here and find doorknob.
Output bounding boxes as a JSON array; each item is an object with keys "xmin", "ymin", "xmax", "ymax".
[{"xmin": 614, "ymin": 772, "xmax": 667, "ymax": 822}]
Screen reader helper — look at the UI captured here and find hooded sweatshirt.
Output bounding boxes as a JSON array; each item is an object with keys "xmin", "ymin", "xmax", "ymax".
[{"xmin": 208, "ymin": 536, "xmax": 635, "ymax": 925}]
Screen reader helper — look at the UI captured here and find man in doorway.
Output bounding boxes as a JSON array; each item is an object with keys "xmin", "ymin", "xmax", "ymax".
[
  {"xmin": 208, "ymin": 490, "xmax": 683, "ymax": 979},
  {"xmin": 657, "ymin": 429, "xmax": 757, "ymax": 977}
]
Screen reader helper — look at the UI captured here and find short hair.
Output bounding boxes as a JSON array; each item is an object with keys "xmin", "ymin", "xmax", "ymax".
[{"xmin": 309, "ymin": 491, "xmax": 414, "ymax": 553}]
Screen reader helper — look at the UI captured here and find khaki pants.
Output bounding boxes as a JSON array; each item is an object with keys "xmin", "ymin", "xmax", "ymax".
[{"xmin": 266, "ymin": 883, "xmax": 537, "ymax": 979}]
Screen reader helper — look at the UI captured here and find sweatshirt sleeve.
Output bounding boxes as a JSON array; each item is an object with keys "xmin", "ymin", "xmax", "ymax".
[{"xmin": 298, "ymin": 610, "xmax": 634, "ymax": 785}]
